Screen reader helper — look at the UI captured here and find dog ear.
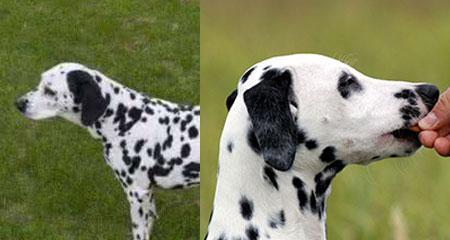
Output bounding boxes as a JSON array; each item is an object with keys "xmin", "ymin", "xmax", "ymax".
[
  {"xmin": 67, "ymin": 70, "xmax": 108, "ymax": 126},
  {"xmin": 226, "ymin": 89, "xmax": 237, "ymax": 111},
  {"xmin": 243, "ymin": 69, "xmax": 299, "ymax": 171}
]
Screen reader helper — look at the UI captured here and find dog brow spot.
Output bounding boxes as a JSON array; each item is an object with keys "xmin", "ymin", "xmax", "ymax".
[{"xmin": 337, "ymin": 72, "xmax": 363, "ymax": 99}]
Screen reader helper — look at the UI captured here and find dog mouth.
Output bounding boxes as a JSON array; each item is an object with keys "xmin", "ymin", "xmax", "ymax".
[{"xmin": 390, "ymin": 128, "xmax": 419, "ymax": 141}]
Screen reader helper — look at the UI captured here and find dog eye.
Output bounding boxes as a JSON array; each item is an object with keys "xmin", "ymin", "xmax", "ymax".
[{"xmin": 44, "ymin": 87, "xmax": 57, "ymax": 96}]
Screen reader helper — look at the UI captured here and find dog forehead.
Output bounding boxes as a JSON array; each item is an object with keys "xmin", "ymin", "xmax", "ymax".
[
  {"xmin": 43, "ymin": 63, "xmax": 89, "ymax": 76},
  {"xmin": 41, "ymin": 62, "xmax": 90, "ymax": 85},
  {"xmin": 238, "ymin": 54, "xmax": 348, "ymax": 89}
]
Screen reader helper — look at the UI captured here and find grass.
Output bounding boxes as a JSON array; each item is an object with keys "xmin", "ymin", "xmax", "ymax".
[
  {"xmin": 200, "ymin": 0, "xmax": 450, "ymax": 239},
  {"xmin": 0, "ymin": 0, "xmax": 199, "ymax": 239}
]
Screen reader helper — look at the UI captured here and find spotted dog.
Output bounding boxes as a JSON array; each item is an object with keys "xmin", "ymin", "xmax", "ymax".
[
  {"xmin": 205, "ymin": 54, "xmax": 439, "ymax": 240},
  {"xmin": 16, "ymin": 63, "xmax": 200, "ymax": 240}
]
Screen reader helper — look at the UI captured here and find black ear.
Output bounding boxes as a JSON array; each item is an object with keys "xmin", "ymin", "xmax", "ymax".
[
  {"xmin": 67, "ymin": 70, "xmax": 108, "ymax": 126},
  {"xmin": 243, "ymin": 69, "xmax": 299, "ymax": 171},
  {"xmin": 226, "ymin": 89, "xmax": 237, "ymax": 111}
]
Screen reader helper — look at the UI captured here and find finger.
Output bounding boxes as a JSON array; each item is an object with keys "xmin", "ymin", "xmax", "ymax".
[
  {"xmin": 434, "ymin": 135, "xmax": 450, "ymax": 156},
  {"xmin": 437, "ymin": 125, "xmax": 450, "ymax": 137},
  {"xmin": 419, "ymin": 88, "xmax": 450, "ymax": 130},
  {"xmin": 419, "ymin": 130, "xmax": 438, "ymax": 148}
]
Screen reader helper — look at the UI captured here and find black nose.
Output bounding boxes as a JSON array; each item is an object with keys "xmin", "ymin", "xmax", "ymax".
[
  {"xmin": 416, "ymin": 84, "xmax": 440, "ymax": 111},
  {"xmin": 15, "ymin": 99, "xmax": 28, "ymax": 113}
]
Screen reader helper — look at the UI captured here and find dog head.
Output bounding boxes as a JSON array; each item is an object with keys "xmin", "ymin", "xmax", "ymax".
[
  {"xmin": 16, "ymin": 63, "xmax": 109, "ymax": 126},
  {"xmin": 226, "ymin": 54, "xmax": 439, "ymax": 171}
]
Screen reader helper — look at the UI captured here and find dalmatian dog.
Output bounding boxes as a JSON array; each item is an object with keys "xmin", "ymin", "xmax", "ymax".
[
  {"xmin": 16, "ymin": 63, "xmax": 200, "ymax": 240},
  {"xmin": 205, "ymin": 54, "xmax": 439, "ymax": 240}
]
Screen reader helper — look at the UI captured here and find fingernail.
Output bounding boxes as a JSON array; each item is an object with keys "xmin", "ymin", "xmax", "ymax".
[{"xmin": 419, "ymin": 112, "xmax": 437, "ymax": 129}]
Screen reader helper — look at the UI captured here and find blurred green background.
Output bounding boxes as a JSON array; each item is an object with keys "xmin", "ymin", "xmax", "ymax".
[
  {"xmin": 201, "ymin": 0, "xmax": 450, "ymax": 239},
  {"xmin": 0, "ymin": 0, "xmax": 198, "ymax": 239}
]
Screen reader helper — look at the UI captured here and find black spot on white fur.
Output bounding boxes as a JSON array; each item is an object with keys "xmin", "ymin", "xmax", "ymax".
[
  {"xmin": 292, "ymin": 177, "xmax": 308, "ymax": 210},
  {"xmin": 245, "ymin": 225, "xmax": 259, "ymax": 240},
  {"xmin": 268, "ymin": 210, "xmax": 286, "ymax": 229},
  {"xmin": 305, "ymin": 139, "xmax": 318, "ymax": 150},
  {"xmin": 240, "ymin": 66, "xmax": 256, "ymax": 84},
  {"xmin": 182, "ymin": 162, "xmax": 199, "ymax": 179},
  {"xmin": 263, "ymin": 166, "xmax": 278, "ymax": 190},
  {"xmin": 227, "ymin": 141, "xmax": 233, "ymax": 153},
  {"xmin": 181, "ymin": 144, "xmax": 191, "ymax": 158},
  {"xmin": 319, "ymin": 146, "xmax": 336, "ymax": 163},
  {"xmin": 188, "ymin": 126, "xmax": 199, "ymax": 139},
  {"xmin": 315, "ymin": 160, "xmax": 346, "ymax": 197},
  {"xmin": 247, "ymin": 129, "xmax": 261, "ymax": 154},
  {"xmin": 226, "ymin": 89, "xmax": 238, "ymax": 111},
  {"xmin": 239, "ymin": 196, "xmax": 254, "ymax": 220}
]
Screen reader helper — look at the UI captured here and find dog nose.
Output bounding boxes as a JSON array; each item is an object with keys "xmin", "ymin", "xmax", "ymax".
[
  {"xmin": 416, "ymin": 84, "xmax": 440, "ymax": 111},
  {"xmin": 15, "ymin": 99, "xmax": 28, "ymax": 113}
]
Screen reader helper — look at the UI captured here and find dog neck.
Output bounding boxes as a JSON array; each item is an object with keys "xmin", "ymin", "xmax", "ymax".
[{"xmin": 207, "ymin": 108, "xmax": 346, "ymax": 240}]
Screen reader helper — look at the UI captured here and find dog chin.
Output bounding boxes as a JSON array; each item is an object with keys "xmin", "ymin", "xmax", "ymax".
[
  {"xmin": 389, "ymin": 144, "xmax": 422, "ymax": 159},
  {"xmin": 22, "ymin": 111, "xmax": 55, "ymax": 120}
]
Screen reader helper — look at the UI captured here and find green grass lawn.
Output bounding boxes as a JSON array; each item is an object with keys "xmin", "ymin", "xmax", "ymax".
[
  {"xmin": 201, "ymin": 1, "xmax": 450, "ymax": 239},
  {"xmin": 0, "ymin": 0, "xmax": 199, "ymax": 239}
]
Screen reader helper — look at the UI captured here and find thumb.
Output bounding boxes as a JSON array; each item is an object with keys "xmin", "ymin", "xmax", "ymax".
[{"xmin": 419, "ymin": 88, "xmax": 450, "ymax": 130}]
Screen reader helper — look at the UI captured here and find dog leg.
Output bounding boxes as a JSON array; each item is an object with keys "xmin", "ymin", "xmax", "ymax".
[{"xmin": 128, "ymin": 188, "xmax": 157, "ymax": 240}]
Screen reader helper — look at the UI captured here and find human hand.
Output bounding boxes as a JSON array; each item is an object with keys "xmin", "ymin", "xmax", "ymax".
[{"xmin": 418, "ymin": 88, "xmax": 450, "ymax": 156}]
